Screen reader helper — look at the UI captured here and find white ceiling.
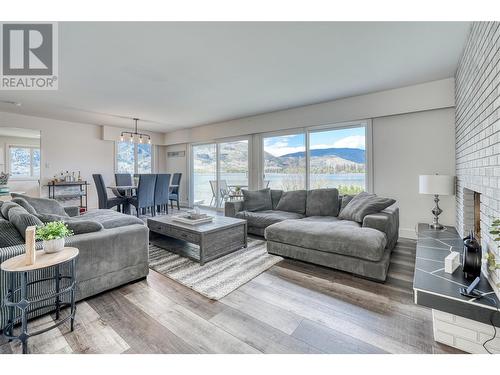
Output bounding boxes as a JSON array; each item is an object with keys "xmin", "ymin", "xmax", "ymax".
[{"xmin": 0, "ymin": 22, "xmax": 470, "ymax": 133}]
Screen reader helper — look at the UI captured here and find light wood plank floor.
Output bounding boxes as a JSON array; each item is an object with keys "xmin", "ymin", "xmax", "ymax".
[{"xmin": 0, "ymin": 237, "xmax": 463, "ymax": 354}]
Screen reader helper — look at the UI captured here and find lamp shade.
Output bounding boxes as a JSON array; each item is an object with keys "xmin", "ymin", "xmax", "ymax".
[{"xmin": 419, "ymin": 175, "xmax": 455, "ymax": 196}]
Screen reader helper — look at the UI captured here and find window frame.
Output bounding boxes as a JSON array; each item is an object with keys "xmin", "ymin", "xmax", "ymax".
[
  {"xmin": 7, "ymin": 144, "xmax": 41, "ymax": 180},
  {"xmin": 259, "ymin": 119, "xmax": 373, "ymax": 192},
  {"xmin": 114, "ymin": 141, "xmax": 154, "ymax": 174}
]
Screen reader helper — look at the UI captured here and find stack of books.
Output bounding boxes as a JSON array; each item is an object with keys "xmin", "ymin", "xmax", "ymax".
[{"xmin": 173, "ymin": 213, "xmax": 214, "ymax": 225}]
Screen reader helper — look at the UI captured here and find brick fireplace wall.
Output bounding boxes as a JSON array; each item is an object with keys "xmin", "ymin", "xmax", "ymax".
[{"xmin": 456, "ymin": 22, "xmax": 500, "ymax": 289}]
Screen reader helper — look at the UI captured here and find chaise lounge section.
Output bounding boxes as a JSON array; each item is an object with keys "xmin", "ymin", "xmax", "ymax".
[
  {"xmin": 0, "ymin": 194, "xmax": 149, "ymax": 330},
  {"xmin": 225, "ymin": 188, "xmax": 399, "ymax": 281}
]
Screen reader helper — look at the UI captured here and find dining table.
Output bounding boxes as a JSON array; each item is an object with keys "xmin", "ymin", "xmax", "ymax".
[{"xmin": 106, "ymin": 185, "xmax": 179, "ymax": 215}]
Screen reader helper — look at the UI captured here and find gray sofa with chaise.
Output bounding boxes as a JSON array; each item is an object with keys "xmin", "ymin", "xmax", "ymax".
[
  {"xmin": 0, "ymin": 194, "xmax": 149, "ymax": 329},
  {"xmin": 225, "ymin": 188, "xmax": 399, "ymax": 281}
]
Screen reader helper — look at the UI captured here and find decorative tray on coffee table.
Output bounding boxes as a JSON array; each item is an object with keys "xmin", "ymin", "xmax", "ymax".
[{"xmin": 172, "ymin": 213, "xmax": 214, "ymax": 225}]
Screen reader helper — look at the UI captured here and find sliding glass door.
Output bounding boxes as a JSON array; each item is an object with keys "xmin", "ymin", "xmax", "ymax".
[
  {"xmin": 219, "ymin": 140, "xmax": 249, "ymax": 200},
  {"xmin": 192, "ymin": 139, "xmax": 249, "ymax": 209},
  {"xmin": 193, "ymin": 144, "xmax": 217, "ymax": 207}
]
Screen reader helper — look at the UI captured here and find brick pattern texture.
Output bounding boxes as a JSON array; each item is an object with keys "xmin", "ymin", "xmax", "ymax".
[{"xmin": 456, "ymin": 22, "xmax": 500, "ymax": 287}]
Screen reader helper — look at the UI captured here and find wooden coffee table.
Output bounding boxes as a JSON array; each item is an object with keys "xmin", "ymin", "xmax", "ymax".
[{"xmin": 147, "ymin": 215, "xmax": 247, "ymax": 265}]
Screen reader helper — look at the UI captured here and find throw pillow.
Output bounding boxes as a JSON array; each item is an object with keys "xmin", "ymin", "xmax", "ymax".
[
  {"xmin": 242, "ymin": 188, "xmax": 272, "ymax": 212},
  {"xmin": 8, "ymin": 206, "xmax": 44, "ymax": 239},
  {"xmin": 10, "ymin": 193, "xmax": 68, "ymax": 217},
  {"xmin": 338, "ymin": 192, "xmax": 396, "ymax": 223},
  {"xmin": 64, "ymin": 219, "xmax": 103, "ymax": 235},
  {"xmin": 306, "ymin": 188, "xmax": 339, "ymax": 217},
  {"xmin": 12, "ymin": 197, "xmax": 38, "ymax": 215},
  {"xmin": 36, "ymin": 213, "xmax": 69, "ymax": 223},
  {"xmin": 270, "ymin": 190, "xmax": 283, "ymax": 210},
  {"xmin": 275, "ymin": 190, "xmax": 307, "ymax": 215},
  {"xmin": 1, "ymin": 201, "xmax": 20, "ymax": 220},
  {"xmin": 339, "ymin": 195, "xmax": 355, "ymax": 213}
]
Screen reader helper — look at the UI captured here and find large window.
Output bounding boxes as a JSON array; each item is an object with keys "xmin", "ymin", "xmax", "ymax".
[
  {"xmin": 262, "ymin": 123, "xmax": 367, "ymax": 194},
  {"xmin": 263, "ymin": 134, "xmax": 306, "ymax": 190},
  {"xmin": 309, "ymin": 126, "xmax": 366, "ymax": 194},
  {"xmin": 8, "ymin": 145, "xmax": 40, "ymax": 179},
  {"xmin": 116, "ymin": 142, "xmax": 153, "ymax": 174}
]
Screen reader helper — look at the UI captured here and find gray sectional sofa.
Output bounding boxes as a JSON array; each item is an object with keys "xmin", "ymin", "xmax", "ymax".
[
  {"xmin": 225, "ymin": 188, "xmax": 399, "ymax": 281},
  {"xmin": 0, "ymin": 194, "xmax": 149, "ymax": 329}
]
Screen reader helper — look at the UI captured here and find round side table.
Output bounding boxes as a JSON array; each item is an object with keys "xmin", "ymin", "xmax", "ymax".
[{"xmin": 1, "ymin": 247, "xmax": 79, "ymax": 354}]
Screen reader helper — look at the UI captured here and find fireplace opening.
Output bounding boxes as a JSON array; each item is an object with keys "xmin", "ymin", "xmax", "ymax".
[
  {"xmin": 463, "ymin": 188, "xmax": 481, "ymax": 241},
  {"xmin": 474, "ymin": 191, "xmax": 481, "ymax": 242}
]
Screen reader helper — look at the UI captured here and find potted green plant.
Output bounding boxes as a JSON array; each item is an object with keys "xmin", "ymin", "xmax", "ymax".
[{"xmin": 36, "ymin": 221, "xmax": 73, "ymax": 253}]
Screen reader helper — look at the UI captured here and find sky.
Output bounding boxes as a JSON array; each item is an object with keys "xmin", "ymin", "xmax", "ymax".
[{"xmin": 264, "ymin": 126, "xmax": 366, "ymax": 156}]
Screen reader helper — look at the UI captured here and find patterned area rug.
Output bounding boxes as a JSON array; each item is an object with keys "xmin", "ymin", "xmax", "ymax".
[{"xmin": 149, "ymin": 239, "xmax": 283, "ymax": 300}]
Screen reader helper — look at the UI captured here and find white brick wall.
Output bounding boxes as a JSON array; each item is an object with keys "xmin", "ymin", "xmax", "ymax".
[
  {"xmin": 433, "ymin": 310, "xmax": 500, "ymax": 353},
  {"xmin": 456, "ymin": 22, "xmax": 500, "ymax": 291}
]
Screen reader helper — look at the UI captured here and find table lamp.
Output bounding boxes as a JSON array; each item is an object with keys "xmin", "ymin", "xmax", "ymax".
[{"xmin": 419, "ymin": 174, "xmax": 455, "ymax": 230}]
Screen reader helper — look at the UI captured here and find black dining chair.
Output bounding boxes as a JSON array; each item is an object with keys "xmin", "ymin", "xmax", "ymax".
[
  {"xmin": 169, "ymin": 173, "xmax": 182, "ymax": 210},
  {"xmin": 154, "ymin": 173, "xmax": 171, "ymax": 214},
  {"xmin": 129, "ymin": 174, "xmax": 157, "ymax": 217},
  {"xmin": 115, "ymin": 173, "xmax": 133, "ymax": 186},
  {"xmin": 93, "ymin": 174, "xmax": 127, "ymax": 211}
]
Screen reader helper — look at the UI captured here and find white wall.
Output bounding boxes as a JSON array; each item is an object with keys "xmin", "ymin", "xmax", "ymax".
[
  {"xmin": 373, "ymin": 108, "xmax": 456, "ymax": 238},
  {"xmin": 163, "ymin": 78, "xmax": 456, "ymax": 238},
  {"xmin": 160, "ymin": 143, "xmax": 189, "ymax": 206},
  {"xmin": 164, "ymin": 78, "xmax": 455, "ymax": 145},
  {"xmin": 0, "ymin": 113, "xmax": 114, "ymax": 209},
  {"xmin": 0, "ymin": 134, "xmax": 41, "ymax": 197}
]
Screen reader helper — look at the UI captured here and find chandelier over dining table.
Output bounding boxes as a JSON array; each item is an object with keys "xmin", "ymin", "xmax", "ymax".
[{"xmin": 120, "ymin": 118, "xmax": 151, "ymax": 144}]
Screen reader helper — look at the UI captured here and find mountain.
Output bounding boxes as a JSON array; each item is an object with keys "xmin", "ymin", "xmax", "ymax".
[{"xmin": 280, "ymin": 148, "xmax": 365, "ymax": 164}]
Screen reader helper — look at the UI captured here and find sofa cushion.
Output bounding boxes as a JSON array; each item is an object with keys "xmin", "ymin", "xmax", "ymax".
[
  {"xmin": 275, "ymin": 190, "xmax": 307, "ymax": 214},
  {"xmin": 11, "ymin": 197, "xmax": 38, "ymax": 215},
  {"xmin": 265, "ymin": 219, "xmax": 387, "ymax": 262},
  {"xmin": 8, "ymin": 206, "xmax": 44, "ymax": 239},
  {"xmin": 1, "ymin": 201, "xmax": 20, "ymax": 220},
  {"xmin": 306, "ymin": 188, "xmax": 339, "ymax": 217},
  {"xmin": 0, "ymin": 218, "xmax": 25, "ymax": 246},
  {"xmin": 80, "ymin": 209, "xmax": 144, "ymax": 229},
  {"xmin": 271, "ymin": 190, "xmax": 283, "ymax": 210},
  {"xmin": 242, "ymin": 188, "xmax": 272, "ymax": 212},
  {"xmin": 338, "ymin": 192, "xmax": 396, "ymax": 223},
  {"xmin": 11, "ymin": 193, "xmax": 69, "ymax": 217},
  {"xmin": 235, "ymin": 210, "xmax": 304, "ymax": 228}
]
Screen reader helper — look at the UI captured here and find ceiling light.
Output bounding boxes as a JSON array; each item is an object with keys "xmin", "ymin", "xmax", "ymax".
[{"xmin": 120, "ymin": 118, "xmax": 151, "ymax": 145}]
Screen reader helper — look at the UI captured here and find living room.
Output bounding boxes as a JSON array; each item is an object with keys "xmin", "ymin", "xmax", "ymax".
[{"xmin": 1, "ymin": 1, "xmax": 499, "ymax": 373}]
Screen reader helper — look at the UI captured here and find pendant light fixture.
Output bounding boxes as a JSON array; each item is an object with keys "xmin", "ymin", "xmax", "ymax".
[{"xmin": 120, "ymin": 118, "xmax": 151, "ymax": 144}]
